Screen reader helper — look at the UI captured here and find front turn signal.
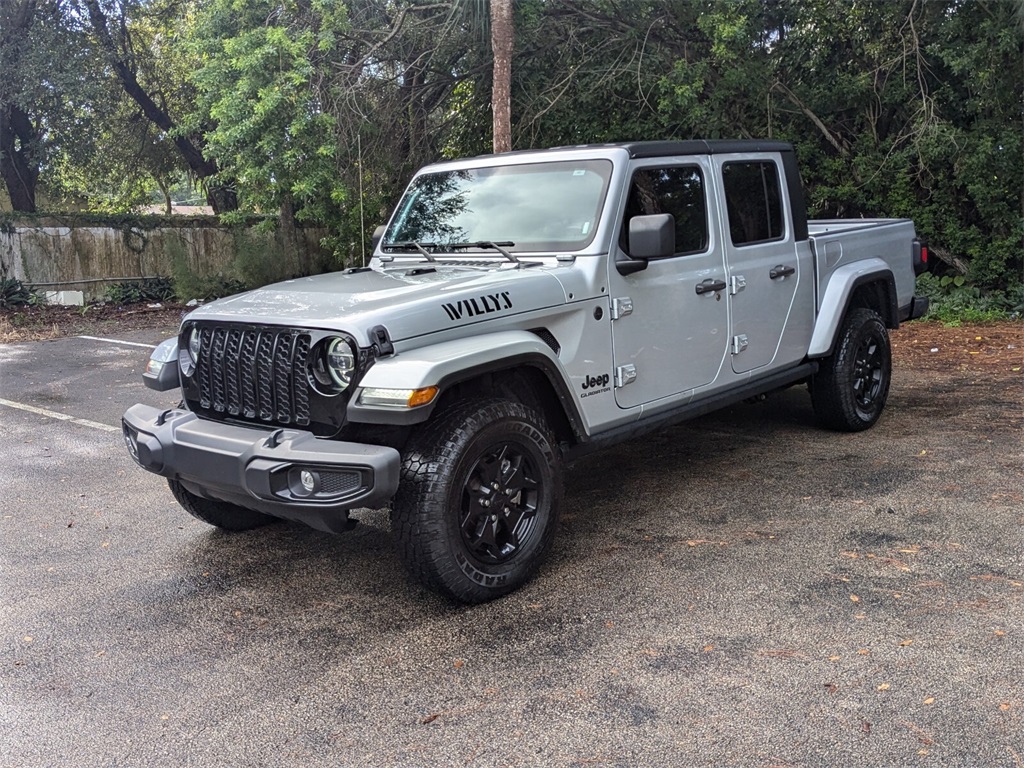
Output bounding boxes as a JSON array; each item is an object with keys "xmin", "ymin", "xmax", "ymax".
[{"xmin": 359, "ymin": 386, "xmax": 439, "ymax": 408}]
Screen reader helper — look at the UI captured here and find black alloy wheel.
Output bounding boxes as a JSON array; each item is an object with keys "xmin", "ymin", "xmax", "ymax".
[
  {"xmin": 459, "ymin": 441, "xmax": 542, "ymax": 565},
  {"xmin": 852, "ymin": 331, "xmax": 886, "ymax": 410}
]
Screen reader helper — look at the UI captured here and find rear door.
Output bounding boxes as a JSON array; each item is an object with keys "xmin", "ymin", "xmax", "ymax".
[
  {"xmin": 713, "ymin": 156, "xmax": 806, "ymax": 374},
  {"xmin": 608, "ymin": 157, "xmax": 730, "ymax": 409}
]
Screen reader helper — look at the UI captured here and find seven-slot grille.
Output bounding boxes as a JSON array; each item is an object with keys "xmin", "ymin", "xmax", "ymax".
[{"xmin": 195, "ymin": 326, "xmax": 311, "ymax": 426}]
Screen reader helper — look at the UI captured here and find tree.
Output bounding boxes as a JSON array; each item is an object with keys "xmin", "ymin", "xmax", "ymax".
[
  {"xmin": 187, "ymin": 0, "xmax": 352, "ymax": 268},
  {"xmin": 80, "ymin": 0, "xmax": 238, "ymax": 212},
  {"xmin": 0, "ymin": 0, "xmax": 117, "ymax": 212},
  {"xmin": 293, "ymin": 1, "xmax": 487, "ymax": 256},
  {"xmin": 2, "ymin": 0, "xmax": 1017, "ymax": 294},
  {"xmin": 0, "ymin": 0, "xmax": 40, "ymax": 211},
  {"xmin": 481, "ymin": 0, "xmax": 1021, "ymax": 293}
]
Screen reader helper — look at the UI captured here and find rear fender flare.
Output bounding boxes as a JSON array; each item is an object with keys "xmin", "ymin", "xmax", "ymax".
[{"xmin": 809, "ymin": 260, "xmax": 897, "ymax": 358}]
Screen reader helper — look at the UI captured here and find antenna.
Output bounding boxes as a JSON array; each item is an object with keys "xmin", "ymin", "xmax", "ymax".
[{"xmin": 358, "ymin": 133, "xmax": 366, "ymax": 267}]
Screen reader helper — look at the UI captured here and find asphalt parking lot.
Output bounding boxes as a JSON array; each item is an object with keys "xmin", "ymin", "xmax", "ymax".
[{"xmin": 1, "ymin": 326, "xmax": 1021, "ymax": 767}]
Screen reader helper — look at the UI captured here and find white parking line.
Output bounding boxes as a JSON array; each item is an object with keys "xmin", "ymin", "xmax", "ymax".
[
  {"xmin": 78, "ymin": 335, "xmax": 157, "ymax": 349},
  {"xmin": 0, "ymin": 398, "xmax": 120, "ymax": 433}
]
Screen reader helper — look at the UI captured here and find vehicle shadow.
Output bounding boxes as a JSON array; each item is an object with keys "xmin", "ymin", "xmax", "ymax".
[{"xmin": 113, "ymin": 388, "xmax": 829, "ymax": 626}]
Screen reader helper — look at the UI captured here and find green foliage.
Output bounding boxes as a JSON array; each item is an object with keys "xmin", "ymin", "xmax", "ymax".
[
  {"xmin": 188, "ymin": 0, "xmax": 350, "ymax": 232},
  {"xmin": 165, "ymin": 227, "xmax": 298, "ymax": 301},
  {"xmin": 3, "ymin": 0, "xmax": 1020, "ymax": 301},
  {"xmin": 0, "ymin": 275, "xmax": 45, "ymax": 309},
  {"xmin": 169, "ymin": 259, "xmax": 248, "ymax": 303},
  {"xmin": 915, "ymin": 273, "xmax": 1020, "ymax": 325},
  {"xmin": 166, "ymin": 234, "xmax": 244, "ymax": 301},
  {"xmin": 231, "ymin": 229, "xmax": 295, "ymax": 289},
  {"xmin": 104, "ymin": 277, "xmax": 176, "ymax": 305}
]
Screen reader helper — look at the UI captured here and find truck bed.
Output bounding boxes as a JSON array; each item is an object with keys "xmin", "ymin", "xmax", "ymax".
[{"xmin": 807, "ymin": 218, "xmax": 918, "ymax": 317}]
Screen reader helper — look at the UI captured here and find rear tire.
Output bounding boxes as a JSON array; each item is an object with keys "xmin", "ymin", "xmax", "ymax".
[
  {"xmin": 168, "ymin": 479, "xmax": 275, "ymax": 531},
  {"xmin": 811, "ymin": 308, "xmax": 892, "ymax": 432},
  {"xmin": 391, "ymin": 398, "xmax": 562, "ymax": 603}
]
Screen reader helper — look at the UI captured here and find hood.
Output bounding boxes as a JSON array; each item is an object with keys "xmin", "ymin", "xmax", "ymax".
[{"xmin": 185, "ymin": 263, "xmax": 569, "ymax": 346}]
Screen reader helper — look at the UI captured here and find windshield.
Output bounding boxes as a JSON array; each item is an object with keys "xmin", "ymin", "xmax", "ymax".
[{"xmin": 383, "ymin": 159, "xmax": 613, "ymax": 253}]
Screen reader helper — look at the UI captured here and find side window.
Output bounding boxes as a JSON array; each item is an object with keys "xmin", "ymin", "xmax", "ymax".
[
  {"xmin": 722, "ymin": 161, "xmax": 784, "ymax": 246},
  {"xmin": 620, "ymin": 165, "xmax": 708, "ymax": 256}
]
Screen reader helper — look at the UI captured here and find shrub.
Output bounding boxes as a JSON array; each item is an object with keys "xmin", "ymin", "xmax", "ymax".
[
  {"xmin": 915, "ymin": 273, "xmax": 1019, "ymax": 325},
  {"xmin": 0, "ymin": 276, "xmax": 45, "ymax": 309},
  {"xmin": 104, "ymin": 277, "xmax": 176, "ymax": 305}
]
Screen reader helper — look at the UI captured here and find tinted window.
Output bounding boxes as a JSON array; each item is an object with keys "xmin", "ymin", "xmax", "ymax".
[
  {"xmin": 723, "ymin": 161, "xmax": 784, "ymax": 246},
  {"xmin": 620, "ymin": 166, "xmax": 708, "ymax": 256}
]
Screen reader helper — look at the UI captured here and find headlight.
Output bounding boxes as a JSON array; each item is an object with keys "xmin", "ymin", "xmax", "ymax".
[
  {"xmin": 311, "ymin": 336, "xmax": 357, "ymax": 393},
  {"xmin": 178, "ymin": 325, "xmax": 199, "ymax": 377},
  {"xmin": 326, "ymin": 337, "xmax": 356, "ymax": 387},
  {"xmin": 187, "ymin": 326, "xmax": 201, "ymax": 363}
]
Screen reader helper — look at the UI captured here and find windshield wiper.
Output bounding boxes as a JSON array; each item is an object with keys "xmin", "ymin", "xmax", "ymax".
[
  {"xmin": 382, "ymin": 241, "xmax": 437, "ymax": 262},
  {"xmin": 446, "ymin": 241, "xmax": 518, "ymax": 263},
  {"xmin": 384, "ymin": 239, "xmax": 522, "ymax": 266}
]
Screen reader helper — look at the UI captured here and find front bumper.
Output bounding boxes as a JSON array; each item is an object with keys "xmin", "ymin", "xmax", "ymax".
[{"xmin": 122, "ymin": 404, "xmax": 401, "ymax": 532}]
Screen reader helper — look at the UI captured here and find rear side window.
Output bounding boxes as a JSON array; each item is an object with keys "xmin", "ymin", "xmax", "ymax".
[
  {"xmin": 620, "ymin": 166, "xmax": 708, "ymax": 256},
  {"xmin": 723, "ymin": 161, "xmax": 784, "ymax": 246}
]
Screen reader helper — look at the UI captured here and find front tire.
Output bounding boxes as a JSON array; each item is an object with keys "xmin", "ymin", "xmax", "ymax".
[
  {"xmin": 168, "ymin": 479, "xmax": 275, "ymax": 531},
  {"xmin": 811, "ymin": 308, "xmax": 892, "ymax": 432},
  {"xmin": 391, "ymin": 398, "xmax": 563, "ymax": 603}
]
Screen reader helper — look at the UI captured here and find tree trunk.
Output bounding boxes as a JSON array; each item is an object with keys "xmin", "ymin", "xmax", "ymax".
[
  {"xmin": 0, "ymin": 0, "xmax": 40, "ymax": 211},
  {"xmin": 205, "ymin": 183, "xmax": 238, "ymax": 214},
  {"xmin": 155, "ymin": 175, "xmax": 172, "ymax": 215},
  {"xmin": 490, "ymin": 0, "xmax": 513, "ymax": 154},
  {"xmin": 0, "ymin": 104, "xmax": 39, "ymax": 212},
  {"xmin": 279, "ymin": 192, "xmax": 309, "ymax": 275}
]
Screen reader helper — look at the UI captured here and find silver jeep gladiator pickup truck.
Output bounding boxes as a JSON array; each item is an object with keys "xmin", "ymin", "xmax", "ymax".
[{"xmin": 123, "ymin": 140, "xmax": 929, "ymax": 602}]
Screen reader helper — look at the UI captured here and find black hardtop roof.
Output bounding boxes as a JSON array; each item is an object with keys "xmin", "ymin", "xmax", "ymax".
[
  {"xmin": 429, "ymin": 140, "xmax": 794, "ymax": 167},
  {"xmin": 616, "ymin": 139, "xmax": 793, "ymax": 158}
]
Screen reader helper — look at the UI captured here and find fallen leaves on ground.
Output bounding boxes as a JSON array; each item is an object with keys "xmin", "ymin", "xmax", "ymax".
[{"xmin": 892, "ymin": 320, "xmax": 1022, "ymax": 377}]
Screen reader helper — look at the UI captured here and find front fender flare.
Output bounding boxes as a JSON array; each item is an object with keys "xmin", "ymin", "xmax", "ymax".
[
  {"xmin": 143, "ymin": 337, "xmax": 181, "ymax": 391},
  {"xmin": 347, "ymin": 330, "xmax": 586, "ymax": 437}
]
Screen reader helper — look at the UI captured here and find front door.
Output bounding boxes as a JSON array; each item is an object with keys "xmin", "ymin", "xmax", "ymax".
[{"xmin": 609, "ymin": 158, "xmax": 730, "ymax": 409}]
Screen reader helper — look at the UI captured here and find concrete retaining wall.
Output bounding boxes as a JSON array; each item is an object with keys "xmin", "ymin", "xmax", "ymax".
[{"xmin": 0, "ymin": 216, "xmax": 331, "ymax": 302}]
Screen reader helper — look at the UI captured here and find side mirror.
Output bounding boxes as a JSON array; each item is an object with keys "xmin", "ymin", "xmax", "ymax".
[
  {"xmin": 630, "ymin": 213, "xmax": 675, "ymax": 259},
  {"xmin": 616, "ymin": 213, "xmax": 676, "ymax": 276},
  {"xmin": 371, "ymin": 224, "xmax": 386, "ymax": 251}
]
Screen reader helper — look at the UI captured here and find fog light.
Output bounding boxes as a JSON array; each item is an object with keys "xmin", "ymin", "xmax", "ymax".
[{"xmin": 300, "ymin": 470, "xmax": 317, "ymax": 492}]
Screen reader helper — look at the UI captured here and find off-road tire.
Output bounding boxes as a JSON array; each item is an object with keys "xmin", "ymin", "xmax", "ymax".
[
  {"xmin": 168, "ymin": 479, "xmax": 274, "ymax": 531},
  {"xmin": 811, "ymin": 308, "xmax": 892, "ymax": 432},
  {"xmin": 391, "ymin": 398, "xmax": 563, "ymax": 603}
]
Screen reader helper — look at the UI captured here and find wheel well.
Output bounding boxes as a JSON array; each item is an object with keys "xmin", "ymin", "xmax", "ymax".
[
  {"xmin": 437, "ymin": 366, "xmax": 577, "ymax": 448},
  {"xmin": 848, "ymin": 278, "xmax": 897, "ymax": 328}
]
